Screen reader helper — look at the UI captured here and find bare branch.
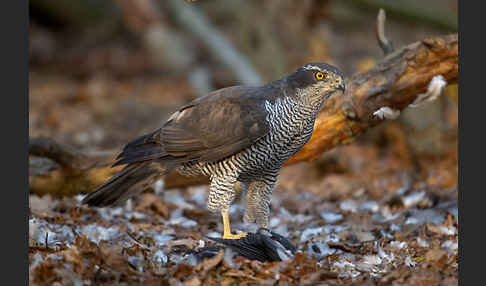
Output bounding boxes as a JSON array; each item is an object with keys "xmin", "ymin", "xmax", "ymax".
[
  {"xmin": 166, "ymin": 0, "xmax": 264, "ymax": 86},
  {"xmin": 376, "ymin": 9, "xmax": 393, "ymax": 55},
  {"xmin": 29, "ymin": 138, "xmax": 87, "ymax": 171}
]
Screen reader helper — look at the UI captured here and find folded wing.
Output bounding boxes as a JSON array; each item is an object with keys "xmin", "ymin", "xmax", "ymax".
[{"xmin": 114, "ymin": 85, "xmax": 274, "ymax": 167}]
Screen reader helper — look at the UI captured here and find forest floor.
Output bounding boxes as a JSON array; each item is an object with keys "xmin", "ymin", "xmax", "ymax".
[{"xmin": 29, "ymin": 152, "xmax": 458, "ymax": 285}]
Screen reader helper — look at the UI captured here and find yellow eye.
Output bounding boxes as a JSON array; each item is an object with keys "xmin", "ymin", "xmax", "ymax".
[{"xmin": 315, "ymin": 71, "xmax": 326, "ymax": 80}]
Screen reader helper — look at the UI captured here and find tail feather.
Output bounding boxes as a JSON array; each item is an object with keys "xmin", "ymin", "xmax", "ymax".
[
  {"xmin": 83, "ymin": 130, "xmax": 173, "ymax": 207},
  {"xmin": 113, "ymin": 129, "xmax": 167, "ymax": 167},
  {"xmin": 113, "ymin": 148, "xmax": 164, "ymax": 166},
  {"xmin": 82, "ymin": 162, "xmax": 163, "ymax": 207}
]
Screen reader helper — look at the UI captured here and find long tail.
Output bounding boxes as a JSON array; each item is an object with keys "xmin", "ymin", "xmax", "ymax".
[
  {"xmin": 82, "ymin": 129, "xmax": 173, "ymax": 207},
  {"xmin": 82, "ymin": 162, "xmax": 165, "ymax": 207}
]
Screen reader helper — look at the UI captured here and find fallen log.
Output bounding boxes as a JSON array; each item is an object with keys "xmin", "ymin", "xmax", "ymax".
[
  {"xmin": 287, "ymin": 34, "xmax": 458, "ymax": 163},
  {"xmin": 29, "ymin": 33, "xmax": 458, "ymax": 197}
]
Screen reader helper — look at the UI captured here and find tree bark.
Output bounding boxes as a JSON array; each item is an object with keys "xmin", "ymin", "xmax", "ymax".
[
  {"xmin": 287, "ymin": 33, "xmax": 458, "ymax": 164},
  {"xmin": 29, "ymin": 34, "xmax": 458, "ymax": 197}
]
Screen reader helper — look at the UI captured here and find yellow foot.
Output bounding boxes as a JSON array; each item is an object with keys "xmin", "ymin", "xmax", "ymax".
[{"xmin": 222, "ymin": 232, "xmax": 248, "ymax": 240}]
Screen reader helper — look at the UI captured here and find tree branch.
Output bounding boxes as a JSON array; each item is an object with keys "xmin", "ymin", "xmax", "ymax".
[
  {"xmin": 287, "ymin": 33, "xmax": 457, "ymax": 164},
  {"xmin": 29, "ymin": 33, "xmax": 458, "ymax": 196},
  {"xmin": 376, "ymin": 9, "xmax": 393, "ymax": 55},
  {"xmin": 166, "ymin": 0, "xmax": 264, "ymax": 86},
  {"xmin": 29, "ymin": 138, "xmax": 87, "ymax": 171}
]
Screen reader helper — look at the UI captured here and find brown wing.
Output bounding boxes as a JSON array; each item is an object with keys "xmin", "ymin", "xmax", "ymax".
[
  {"xmin": 161, "ymin": 85, "xmax": 273, "ymax": 163},
  {"xmin": 113, "ymin": 85, "xmax": 278, "ymax": 167},
  {"xmin": 95, "ymin": 84, "xmax": 280, "ymax": 207}
]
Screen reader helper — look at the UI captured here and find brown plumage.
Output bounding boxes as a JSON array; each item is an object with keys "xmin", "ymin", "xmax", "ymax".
[
  {"xmin": 82, "ymin": 86, "xmax": 276, "ymax": 208},
  {"xmin": 82, "ymin": 62, "xmax": 345, "ymax": 239}
]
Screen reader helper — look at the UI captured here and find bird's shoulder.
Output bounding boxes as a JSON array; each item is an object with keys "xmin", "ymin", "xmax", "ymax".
[
  {"xmin": 160, "ymin": 84, "xmax": 282, "ymax": 162},
  {"xmin": 173, "ymin": 84, "xmax": 280, "ymax": 119}
]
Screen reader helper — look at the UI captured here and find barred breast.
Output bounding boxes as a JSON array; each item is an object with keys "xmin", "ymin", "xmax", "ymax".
[{"xmin": 176, "ymin": 96, "xmax": 318, "ymax": 181}]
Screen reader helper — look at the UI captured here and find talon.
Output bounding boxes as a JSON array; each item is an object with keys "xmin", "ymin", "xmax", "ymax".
[
  {"xmin": 222, "ymin": 232, "xmax": 247, "ymax": 240},
  {"xmin": 221, "ymin": 209, "xmax": 247, "ymax": 240}
]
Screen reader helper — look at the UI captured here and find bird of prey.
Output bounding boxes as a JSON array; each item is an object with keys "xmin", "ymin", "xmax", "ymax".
[{"xmin": 82, "ymin": 62, "xmax": 345, "ymax": 239}]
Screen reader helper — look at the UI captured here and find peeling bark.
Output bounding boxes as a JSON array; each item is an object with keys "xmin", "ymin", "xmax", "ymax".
[{"xmin": 287, "ymin": 34, "xmax": 458, "ymax": 164}]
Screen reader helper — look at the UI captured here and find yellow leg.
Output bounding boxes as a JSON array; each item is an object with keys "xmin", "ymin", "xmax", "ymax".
[{"xmin": 221, "ymin": 209, "xmax": 247, "ymax": 239}]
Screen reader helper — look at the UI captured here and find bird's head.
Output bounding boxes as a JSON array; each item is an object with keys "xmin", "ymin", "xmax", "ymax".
[{"xmin": 285, "ymin": 62, "xmax": 345, "ymax": 105}]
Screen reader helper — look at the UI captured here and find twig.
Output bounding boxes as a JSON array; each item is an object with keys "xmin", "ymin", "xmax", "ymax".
[
  {"xmin": 125, "ymin": 231, "xmax": 150, "ymax": 251},
  {"xmin": 376, "ymin": 9, "xmax": 393, "ymax": 55},
  {"xmin": 166, "ymin": 0, "xmax": 263, "ymax": 86},
  {"xmin": 29, "ymin": 137, "xmax": 87, "ymax": 171}
]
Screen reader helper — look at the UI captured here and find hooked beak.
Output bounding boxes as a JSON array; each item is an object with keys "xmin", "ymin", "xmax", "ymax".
[{"xmin": 337, "ymin": 80, "xmax": 345, "ymax": 92}]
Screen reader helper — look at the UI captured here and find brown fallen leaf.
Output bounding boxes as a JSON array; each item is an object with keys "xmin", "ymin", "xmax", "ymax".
[
  {"xmin": 441, "ymin": 276, "xmax": 458, "ymax": 286},
  {"xmin": 425, "ymin": 248, "xmax": 448, "ymax": 269},
  {"xmin": 174, "ymin": 263, "xmax": 195, "ymax": 280},
  {"xmin": 99, "ymin": 242, "xmax": 129, "ymax": 273},
  {"xmin": 425, "ymin": 248, "xmax": 446, "ymax": 262},
  {"xmin": 427, "ymin": 224, "xmax": 456, "ymax": 236},
  {"xmin": 299, "ymin": 269, "xmax": 339, "ymax": 286},
  {"xmin": 223, "ymin": 269, "xmax": 268, "ymax": 283},
  {"xmin": 168, "ymin": 239, "xmax": 198, "ymax": 249},
  {"xmin": 183, "ymin": 275, "xmax": 202, "ymax": 286},
  {"xmin": 406, "ymin": 268, "xmax": 441, "ymax": 286},
  {"xmin": 197, "ymin": 248, "xmax": 224, "ymax": 272},
  {"xmin": 135, "ymin": 193, "xmax": 170, "ymax": 219}
]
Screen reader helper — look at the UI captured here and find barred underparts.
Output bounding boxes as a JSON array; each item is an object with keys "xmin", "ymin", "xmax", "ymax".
[{"xmin": 82, "ymin": 62, "xmax": 345, "ymax": 238}]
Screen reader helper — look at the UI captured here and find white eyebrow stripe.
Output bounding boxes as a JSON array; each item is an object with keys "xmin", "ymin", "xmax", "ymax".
[{"xmin": 302, "ymin": 65, "xmax": 323, "ymax": 72}]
